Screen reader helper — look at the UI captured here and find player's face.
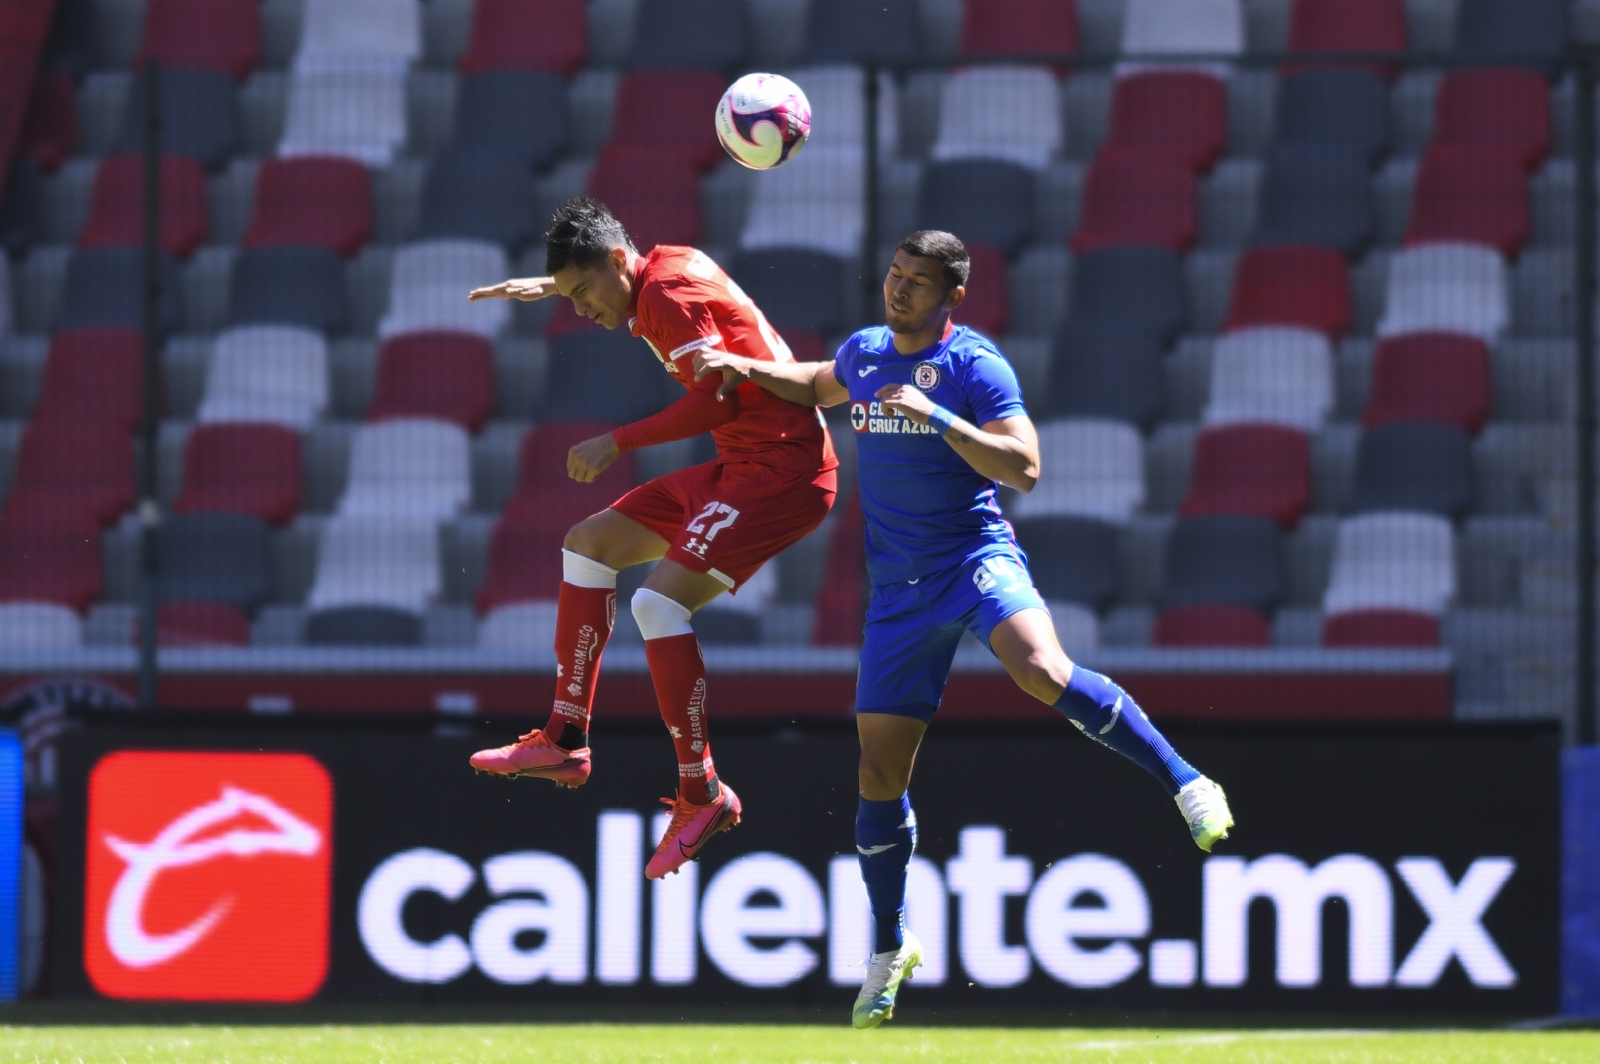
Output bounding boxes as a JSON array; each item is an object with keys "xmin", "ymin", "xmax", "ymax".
[
  {"xmin": 553, "ymin": 248, "xmax": 634, "ymax": 329},
  {"xmin": 883, "ymin": 251, "xmax": 962, "ymax": 335}
]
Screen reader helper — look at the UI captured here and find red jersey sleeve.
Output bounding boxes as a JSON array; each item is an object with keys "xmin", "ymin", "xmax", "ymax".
[{"xmin": 612, "ymin": 389, "xmax": 738, "ymax": 451}]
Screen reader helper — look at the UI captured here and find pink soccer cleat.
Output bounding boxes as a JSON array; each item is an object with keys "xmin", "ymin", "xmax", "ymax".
[
  {"xmin": 645, "ymin": 784, "xmax": 742, "ymax": 879},
  {"xmin": 469, "ymin": 729, "xmax": 591, "ymax": 789}
]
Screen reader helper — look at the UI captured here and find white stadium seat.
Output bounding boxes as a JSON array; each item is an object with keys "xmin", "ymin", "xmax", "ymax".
[
  {"xmin": 1048, "ymin": 601, "xmax": 1100, "ymax": 655},
  {"xmin": 378, "ymin": 240, "xmax": 512, "ymax": 339},
  {"xmin": 1203, "ymin": 326, "xmax": 1334, "ymax": 432},
  {"xmin": 0, "ymin": 603, "xmax": 83, "ymax": 650},
  {"xmin": 931, "ymin": 66, "xmax": 1062, "ymax": 171},
  {"xmin": 699, "ymin": 561, "xmax": 778, "ymax": 615},
  {"xmin": 1010, "ymin": 418, "xmax": 1146, "ymax": 523},
  {"xmin": 278, "ymin": 62, "xmax": 409, "ymax": 166},
  {"xmin": 1119, "ymin": 0, "xmax": 1243, "ymax": 76},
  {"xmin": 785, "ymin": 65, "xmax": 899, "ymax": 156},
  {"xmin": 739, "ymin": 145, "xmax": 864, "ymax": 258},
  {"xmin": 1377, "ymin": 242, "xmax": 1510, "ymax": 343},
  {"xmin": 198, "ymin": 325, "xmax": 329, "ymax": 429},
  {"xmin": 307, "ymin": 515, "xmax": 441, "ymax": 613},
  {"xmin": 337, "ymin": 418, "xmax": 472, "ymax": 521},
  {"xmin": 295, "ymin": 0, "xmax": 422, "ymax": 73},
  {"xmin": 479, "ymin": 601, "xmax": 560, "ymax": 651},
  {"xmin": 1322, "ymin": 512, "xmax": 1457, "ymax": 617}
]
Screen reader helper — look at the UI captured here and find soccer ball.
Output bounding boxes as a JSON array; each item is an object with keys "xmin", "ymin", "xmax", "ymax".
[{"xmin": 715, "ymin": 73, "xmax": 811, "ymax": 170}]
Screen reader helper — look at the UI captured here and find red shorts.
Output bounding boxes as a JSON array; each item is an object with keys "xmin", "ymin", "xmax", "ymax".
[{"xmin": 611, "ymin": 459, "xmax": 837, "ymax": 591}]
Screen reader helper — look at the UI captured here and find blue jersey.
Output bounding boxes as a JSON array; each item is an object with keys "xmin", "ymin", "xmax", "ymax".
[{"xmin": 832, "ymin": 324, "xmax": 1028, "ymax": 584}]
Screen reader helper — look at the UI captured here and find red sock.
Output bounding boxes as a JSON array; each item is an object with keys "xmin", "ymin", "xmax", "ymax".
[
  {"xmin": 644, "ymin": 633, "xmax": 719, "ymax": 805},
  {"xmin": 544, "ymin": 581, "xmax": 615, "ymax": 749}
]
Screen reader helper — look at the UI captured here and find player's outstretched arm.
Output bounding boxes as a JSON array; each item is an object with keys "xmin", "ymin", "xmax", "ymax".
[
  {"xmin": 876, "ymin": 384, "xmax": 1040, "ymax": 492},
  {"xmin": 468, "ymin": 276, "xmax": 559, "ymax": 301},
  {"xmin": 691, "ymin": 349, "xmax": 849, "ymax": 408}
]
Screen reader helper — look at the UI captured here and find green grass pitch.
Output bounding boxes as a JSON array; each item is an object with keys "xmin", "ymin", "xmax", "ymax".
[{"xmin": 0, "ymin": 1025, "xmax": 1596, "ymax": 1063}]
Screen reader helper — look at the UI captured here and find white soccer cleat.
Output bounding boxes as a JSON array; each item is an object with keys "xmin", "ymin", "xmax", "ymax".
[
  {"xmin": 851, "ymin": 930, "xmax": 923, "ymax": 1030},
  {"xmin": 1176, "ymin": 777, "xmax": 1234, "ymax": 852}
]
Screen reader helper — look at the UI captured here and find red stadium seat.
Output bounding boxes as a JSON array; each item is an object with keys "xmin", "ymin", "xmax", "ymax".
[
  {"xmin": 811, "ymin": 495, "xmax": 864, "ymax": 647},
  {"xmin": 780, "ymin": 328, "xmax": 826, "ymax": 364},
  {"xmin": 242, "ymin": 157, "xmax": 373, "ymax": 256},
  {"xmin": 1071, "ymin": 146, "xmax": 1198, "ymax": 254},
  {"xmin": 1404, "ymin": 143, "xmax": 1529, "ymax": 258},
  {"xmin": 1180, "ymin": 424, "xmax": 1312, "ymax": 528},
  {"xmin": 608, "ymin": 70, "xmax": 727, "ymax": 172},
  {"xmin": 1434, "ymin": 68, "xmax": 1551, "ymax": 171},
  {"xmin": 476, "ymin": 514, "xmax": 568, "ymax": 613},
  {"xmin": 1283, "ymin": 0, "xmax": 1406, "ymax": 80},
  {"xmin": 0, "ymin": 513, "xmax": 104, "ymax": 612},
  {"xmin": 368, "ymin": 332, "xmax": 496, "ymax": 432},
  {"xmin": 588, "ymin": 145, "xmax": 703, "ymax": 251},
  {"xmin": 1323, "ymin": 608, "xmax": 1439, "ymax": 647},
  {"xmin": 956, "ymin": 243, "xmax": 1010, "ymax": 338},
  {"xmin": 1153, "ymin": 604, "xmax": 1271, "ymax": 647},
  {"xmin": 512, "ymin": 420, "xmax": 638, "ymax": 526},
  {"xmin": 546, "ymin": 299, "xmax": 605, "ymax": 339},
  {"xmin": 150, "ymin": 602, "xmax": 252, "ymax": 647},
  {"xmin": 5, "ymin": 423, "xmax": 134, "ymax": 527},
  {"xmin": 77, "ymin": 153, "xmax": 210, "ymax": 259},
  {"xmin": 1104, "ymin": 71, "xmax": 1227, "ymax": 174},
  {"xmin": 959, "ymin": 0, "xmax": 1077, "ymax": 58},
  {"xmin": 137, "ymin": 0, "xmax": 261, "ymax": 81},
  {"xmin": 460, "ymin": 0, "xmax": 587, "ymax": 79},
  {"xmin": 31, "ymin": 327, "xmax": 146, "ymax": 432},
  {"xmin": 1224, "ymin": 244, "xmax": 1352, "ymax": 340},
  {"xmin": 1363, "ymin": 332, "xmax": 1491, "ymax": 435},
  {"xmin": 19, "ymin": 66, "xmax": 77, "ymax": 172},
  {"xmin": 172, "ymin": 423, "xmax": 304, "ymax": 525}
]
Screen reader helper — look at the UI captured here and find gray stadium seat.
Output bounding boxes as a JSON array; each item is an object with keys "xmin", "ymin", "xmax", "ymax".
[
  {"xmin": 1352, "ymin": 422, "xmax": 1473, "ymax": 519},
  {"xmin": 1069, "ymin": 247, "xmax": 1186, "ymax": 341},
  {"xmin": 544, "ymin": 331, "xmax": 676, "ymax": 423},
  {"xmin": 59, "ymin": 247, "xmax": 183, "ymax": 332},
  {"xmin": 0, "ymin": 161, "xmax": 43, "ymax": 256},
  {"xmin": 1161, "ymin": 515, "xmax": 1287, "ymax": 611},
  {"xmin": 1252, "ymin": 144, "xmax": 1373, "ymax": 257},
  {"xmin": 156, "ymin": 512, "xmax": 274, "ymax": 612},
  {"xmin": 414, "ymin": 151, "xmax": 538, "ymax": 251},
  {"xmin": 1013, "ymin": 515, "xmax": 1119, "ymax": 610},
  {"xmin": 1456, "ymin": 0, "xmax": 1567, "ymax": 62},
  {"xmin": 117, "ymin": 69, "xmax": 241, "ymax": 172},
  {"xmin": 1044, "ymin": 323, "xmax": 1166, "ymax": 428},
  {"xmin": 228, "ymin": 247, "xmax": 349, "ymax": 333},
  {"xmin": 452, "ymin": 71, "xmax": 571, "ymax": 172},
  {"xmin": 916, "ymin": 160, "xmax": 1037, "ymax": 257},
  {"xmin": 305, "ymin": 605, "xmax": 423, "ymax": 646},
  {"xmin": 1273, "ymin": 70, "xmax": 1390, "ymax": 165},
  {"xmin": 733, "ymin": 250, "xmax": 846, "ymax": 335},
  {"xmin": 43, "ymin": 0, "xmax": 98, "ymax": 76},
  {"xmin": 692, "ymin": 609, "xmax": 761, "ymax": 645},
  {"xmin": 629, "ymin": 0, "xmax": 750, "ymax": 69},
  {"xmin": 802, "ymin": 0, "xmax": 922, "ymax": 64}
]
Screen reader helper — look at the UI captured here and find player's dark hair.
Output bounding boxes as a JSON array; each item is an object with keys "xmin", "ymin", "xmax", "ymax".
[
  {"xmin": 897, "ymin": 230, "xmax": 970, "ymax": 292},
  {"xmin": 544, "ymin": 196, "xmax": 636, "ymax": 274}
]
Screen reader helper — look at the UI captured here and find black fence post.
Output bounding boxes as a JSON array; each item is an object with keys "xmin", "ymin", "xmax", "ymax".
[
  {"xmin": 862, "ymin": 65, "xmax": 880, "ymax": 328},
  {"xmin": 138, "ymin": 60, "xmax": 161, "ymax": 710}
]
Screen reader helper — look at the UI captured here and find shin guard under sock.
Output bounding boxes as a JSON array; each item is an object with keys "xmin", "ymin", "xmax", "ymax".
[
  {"xmin": 544, "ymin": 552, "xmax": 618, "ymax": 750},
  {"xmin": 1054, "ymin": 667, "xmax": 1201, "ymax": 797},
  {"xmin": 857, "ymin": 794, "xmax": 916, "ymax": 954},
  {"xmin": 645, "ymin": 632, "xmax": 719, "ymax": 805}
]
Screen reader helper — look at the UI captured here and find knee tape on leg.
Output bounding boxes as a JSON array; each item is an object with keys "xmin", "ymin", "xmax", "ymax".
[
  {"xmin": 632, "ymin": 588, "xmax": 694, "ymax": 641},
  {"xmin": 563, "ymin": 549, "xmax": 618, "ymax": 589}
]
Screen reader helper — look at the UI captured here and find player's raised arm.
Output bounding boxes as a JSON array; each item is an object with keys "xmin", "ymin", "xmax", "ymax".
[
  {"xmin": 876, "ymin": 383, "xmax": 1040, "ymax": 493},
  {"xmin": 468, "ymin": 276, "xmax": 559, "ymax": 301},
  {"xmin": 692, "ymin": 349, "xmax": 849, "ymax": 408}
]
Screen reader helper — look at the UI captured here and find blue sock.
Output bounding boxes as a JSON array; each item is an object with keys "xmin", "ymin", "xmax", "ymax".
[
  {"xmin": 856, "ymin": 794, "xmax": 915, "ymax": 955},
  {"xmin": 1054, "ymin": 667, "xmax": 1201, "ymax": 798}
]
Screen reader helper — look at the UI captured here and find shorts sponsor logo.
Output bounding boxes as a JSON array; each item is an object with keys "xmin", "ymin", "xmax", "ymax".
[{"xmin": 914, "ymin": 362, "xmax": 940, "ymax": 391}]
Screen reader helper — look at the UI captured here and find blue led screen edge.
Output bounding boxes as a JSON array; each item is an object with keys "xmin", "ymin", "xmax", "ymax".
[{"xmin": 0, "ymin": 729, "xmax": 20, "ymax": 1002}]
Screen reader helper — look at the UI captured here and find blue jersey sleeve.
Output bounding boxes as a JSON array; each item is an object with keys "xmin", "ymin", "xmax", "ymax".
[
  {"xmin": 831, "ymin": 335, "xmax": 857, "ymax": 388},
  {"xmin": 963, "ymin": 347, "xmax": 1028, "ymax": 426}
]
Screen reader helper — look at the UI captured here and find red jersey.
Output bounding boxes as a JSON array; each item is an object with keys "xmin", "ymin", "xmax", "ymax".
[{"xmin": 612, "ymin": 246, "xmax": 837, "ymax": 477}]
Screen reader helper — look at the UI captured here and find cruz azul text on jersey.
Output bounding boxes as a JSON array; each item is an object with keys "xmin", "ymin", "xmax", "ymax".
[{"xmin": 851, "ymin": 402, "xmax": 943, "ymax": 435}]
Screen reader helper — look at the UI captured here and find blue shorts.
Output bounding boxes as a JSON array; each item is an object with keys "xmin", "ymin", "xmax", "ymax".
[{"xmin": 855, "ymin": 546, "xmax": 1048, "ymax": 723}]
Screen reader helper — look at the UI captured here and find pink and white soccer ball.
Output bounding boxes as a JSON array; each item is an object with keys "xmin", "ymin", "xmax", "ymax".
[{"xmin": 715, "ymin": 73, "xmax": 811, "ymax": 170}]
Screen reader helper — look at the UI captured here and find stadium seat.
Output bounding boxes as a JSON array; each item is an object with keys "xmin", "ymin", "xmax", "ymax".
[
  {"xmin": 1224, "ymin": 245, "xmax": 1351, "ymax": 339},
  {"xmin": 1071, "ymin": 146, "xmax": 1198, "ymax": 254},
  {"xmin": 0, "ymin": 513, "xmax": 103, "ymax": 613},
  {"xmin": 0, "ymin": 256, "xmax": 11, "ymax": 336},
  {"xmin": 1272, "ymin": 70, "xmax": 1391, "ymax": 164},
  {"xmin": 1322, "ymin": 511, "xmax": 1455, "ymax": 616},
  {"xmin": 117, "ymin": 68, "xmax": 240, "ymax": 171},
  {"xmin": 544, "ymin": 332, "xmax": 674, "ymax": 424},
  {"xmin": 1322, "ymin": 609, "xmax": 1439, "ymax": 647},
  {"xmin": 414, "ymin": 151, "xmax": 537, "ymax": 249},
  {"xmin": 1180, "ymin": 423, "xmax": 1312, "ymax": 527},
  {"xmin": 960, "ymin": 0, "xmax": 1078, "ymax": 58},
  {"xmin": 692, "ymin": 608, "xmax": 762, "ymax": 646},
  {"xmin": 227, "ymin": 246, "xmax": 349, "ymax": 333},
  {"xmin": 739, "ymin": 145, "xmax": 864, "ymax": 258},
  {"xmin": 544, "ymin": 300, "xmax": 605, "ymax": 340},
  {"xmin": 1351, "ymin": 422, "xmax": 1473, "ymax": 518},
  {"xmin": 137, "ymin": 0, "xmax": 261, "ymax": 81},
  {"xmin": 58, "ymin": 247, "xmax": 182, "ymax": 332},
  {"xmin": 150, "ymin": 602, "xmax": 251, "ymax": 647},
  {"xmin": 5, "ymin": 423, "xmax": 134, "ymax": 527},
  {"xmin": 1153, "ymin": 603, "xmax": 1271, "ymax": 647},
  {"xmin": 155, "ymin": 512, "xmax": 273, "ymax": 612},
  {"xmin": 41, "ymin": 0, "xmax": 96, "ymax": 77},
  {"xmin": 1009, "ymin": 419, "xmax": 1146, "ymax": 523},
  {"xmin": 811, "ymin": 496, "xmax": 865, "ymax": 646},
  {"xmin": 307, "ymin": 516, "xmax": 441, "ymax": 613},
  {"xmin": 608, "ymin": 70, "xmax": 727, "ymax": 172},
  {"xmin": 1012, "ymin": 516, "xmax": 1119, "ymax": 609},
  {"xmin": 1404, "ymin": 144, "xmax": 1530, "ymax": 258},
  {"xmin": 0, "ymin": 161, "xmax": 42, "ymax": 256},
  {"xmin": 451, "ymin": 70, "xmax": 571, "ymax": 171},
  {"xmin": 278, "ymin": 64, "xmax": 408, "ymax": 167},
  {"xmin": 781, "ymin": 329, "xmax": 826, "ymax": 364},
  {"xmin": 786, "ymin": 66, "xmax": 899, "ymax": 156},
  {"xmin": 1203, "ymin": 327, "xmax": 1334, "ymax": 432},
  {"xmin": 957, "ymin": 244, "xmax": 1010, "ymax": 338},
  {"xmin": 628, "ymin": 0, "xmax": 749, "ymax": 70},
  {"xmin": 305, "ymin": 605, "xmax": 423, "ymax": 646},
  {"xmin": 513, "ymin": 420, "xmax": 639, "ymax": 521},
  {"xmin": 378, "ymin": 240, "xmax": 512, "ymax": 339},
  {"xmin": 1363, "ymin": 333, "xmax": 1491, "ymax": 435},
  {"xmin": 916, "ymin": 161, "xmax": 1036, "ymax": 257},
  {"xmin": 243, "ymin": 157, "xmax": 373, "ymax": 256},
  {"xmin": 930, "ymin": 66, "xmax": 1062, "ymax": 171},
  {"xmin": 1433, "ymin": 68, "xmax": 1551, "ymax": 172},
  {"xmin": 460, "ymin": 0, "xmax": 587, "ymax": 78},
  {"xmin": 801, "ymin": 0, "xmax": 921, "ymax": 64},
  {"xmin": 336, "ymin": 418, "xmax": 472, "ymax": 521},
  {"xmin": 1104, "ymin": 71, "xmax": 1228, "ymax": 174},
  {"xmin": 1377, "ymin": 243, "xmax": 1509, "ymax": 342},
  {"xmin": 1252, "ymin": 144, "xmax": 1374, "ymax": 256},
  {"xmin": 295, "ymin": 0, "xmax": 421, "ymax": 71},
  {"xmin": 77, "ymin": 154, "xmax": 210, "ymax": 259},
  {"xmin": 733, "ymin": 250, "xmax": 845, "ymax": 335},
  {"xmin": 1044, "ymin": 323, "xmax": 1166, "ymax": 427},
  {"xmin": 198, "ymin": 325, "xmax": 329, "ymax": 428},
  {"xmin": 478, "ymin": 601, "xmax": 559, "ymax": 649},
  {"xmin": 32, "ymin": 327, "xmax": 145, "ymax": 432},
  {"xmin": 587, "ymin": 146, "xmax": 704, "ymax": 252},
  {"xmin": 19, "ymin": 67, "xmax": 78, "ymax": 172},
  {"xmin": 476, "ymin": 516, "xmax": 570, "ymax": 613},
  {"xmin": 1282, "ymin": 0, "xmax": 1406, "ymax": 80},
  {"xmin": 368, "ymin": 332, "xmax": 496, "ymax": 432},
  {"xmin": 1068, "ymin": 247, "xmax": 1187, "ymax": 340},
  {"xmin": 173, "ymin": 422, "xmax": 304, "ymax": 524},
  {"xmin": 1455, "ymin": 0, "xmax": 1566, "ymax": 62},
  {"xmin": 1161, "ymin": 514, "xmax": 1286, "ymax": 613},
  {"xmin": 1120, "ymin": 0, "xmax": 1244, "ymax": 64},
  {"xmin": 0, "ymin": 603, "xmax": 83, "ymax": 649}
]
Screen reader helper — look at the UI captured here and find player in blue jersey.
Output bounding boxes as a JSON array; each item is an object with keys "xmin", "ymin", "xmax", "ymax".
[{"xmin": 695, "ymin": 230, "xmax": 1233, "ymax": 1029}]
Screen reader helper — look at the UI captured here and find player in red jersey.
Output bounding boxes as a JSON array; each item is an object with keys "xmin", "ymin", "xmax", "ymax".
[{"xmin": 465, "ymin": 197, "xmax": 838, "ymax": 878}]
